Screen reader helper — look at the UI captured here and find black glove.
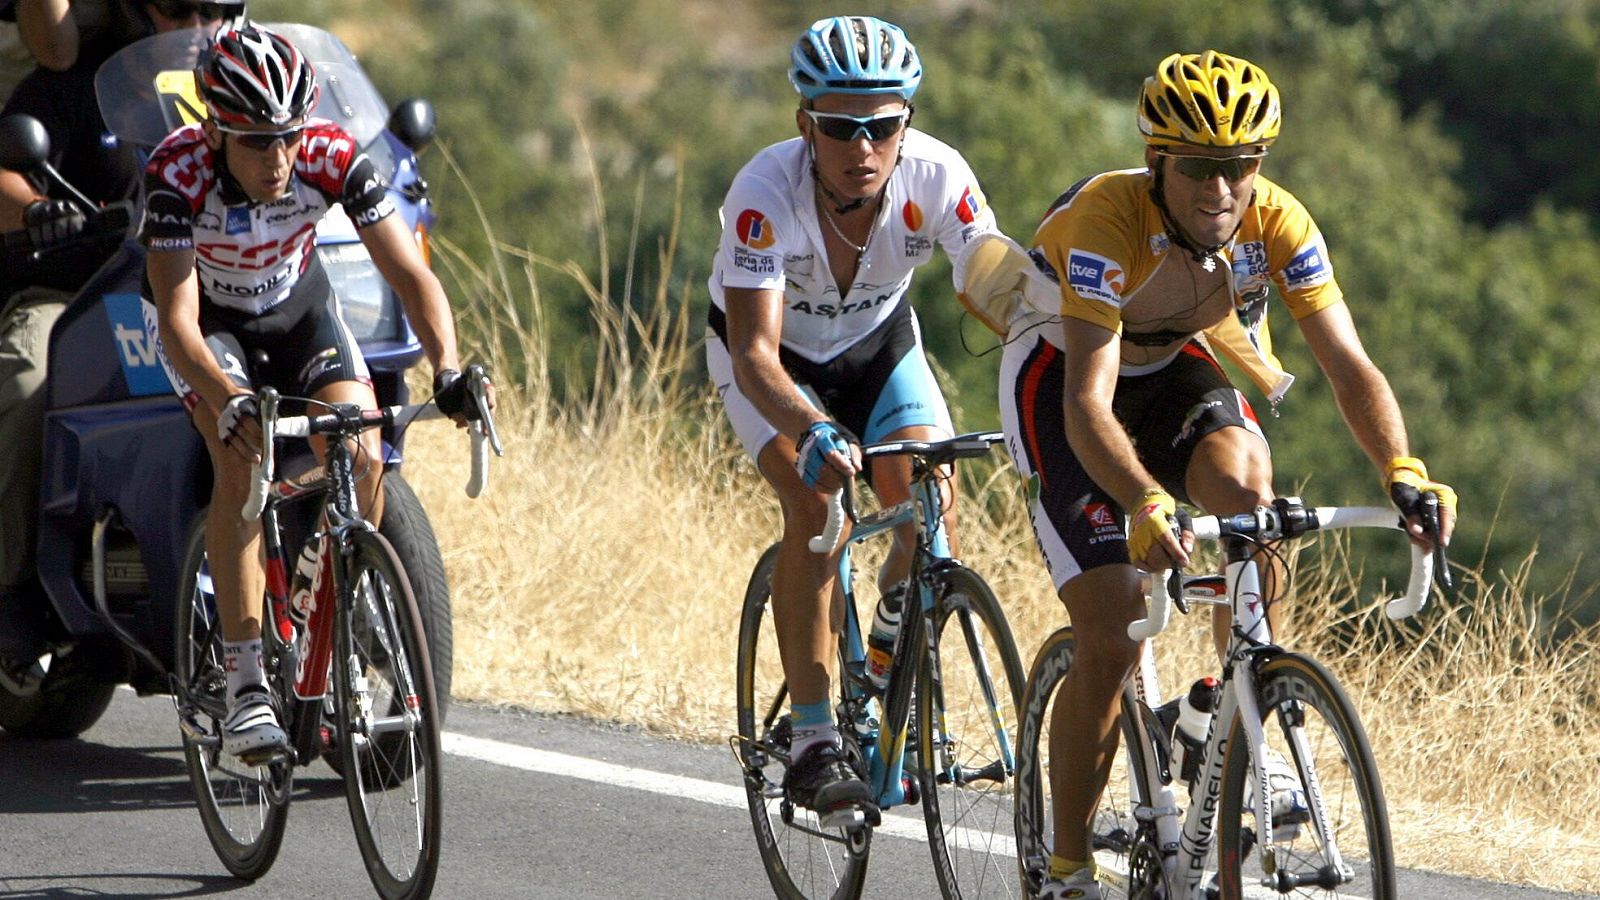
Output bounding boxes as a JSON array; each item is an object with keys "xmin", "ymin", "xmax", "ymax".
[
  {"xmin": 22, "ymin": 198, "xmax": 86, "ymax": 249},
  {"xmin": 433, "ymin": 368, "xmax": 473, "ymax": 419}
]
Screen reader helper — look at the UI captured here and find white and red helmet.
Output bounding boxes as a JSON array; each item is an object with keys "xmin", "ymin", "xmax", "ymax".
[{"xmin": 196, "ymin": 22, "xmax": 319, "ymax": 127}]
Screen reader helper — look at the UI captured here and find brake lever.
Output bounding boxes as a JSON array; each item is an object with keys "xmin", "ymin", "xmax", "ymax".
[
  {"xmin": 465, "ymin": 364, "xmax": 503, "ymax": 456},
  {"xmin": 1422, "ymin": 493, "xmax": 1453, "ymax": 591}
]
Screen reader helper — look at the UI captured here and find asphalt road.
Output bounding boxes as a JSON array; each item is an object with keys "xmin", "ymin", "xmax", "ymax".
[{"xmin": 0, "ymin": 690, "xmax": 1593, "ymax": 899}]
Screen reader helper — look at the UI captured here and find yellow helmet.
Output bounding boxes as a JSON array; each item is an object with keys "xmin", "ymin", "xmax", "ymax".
[{"xmin": 1138, "ymin": 51, "xmax": 1281, "ymax": 149}]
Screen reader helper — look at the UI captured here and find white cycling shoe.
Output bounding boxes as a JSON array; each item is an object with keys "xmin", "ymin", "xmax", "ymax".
[
  {"xmin": 1245, "ymin": 747, "xmax": 1311, "ymax": 843},
  {"xmin": 221, "ymin": 685, "xmax": 288, "ymax": 758},
  {"xmin": 1037, "ymin": 867, "xmax": 1103, "ymax": 899}
]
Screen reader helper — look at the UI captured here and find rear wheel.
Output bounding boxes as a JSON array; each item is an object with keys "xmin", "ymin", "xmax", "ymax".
[
  {"xmin": 1216, "ymin": 652, "xmax": 1394, "ymax": 899},
  {"xmin": 174, "ymin": 513, "xmax": 292, "ymax": 880},
  {"xmin": 917, "ymin": 564, "xmax": 1026, "ymax": 899},
  {"xmin": 736, "ymin": 543, "xmax": 869, "ymax": 900},
  {"xmin": 335, "ymin": 530, "xmax": 443, "ymax": 900},
  {"xmin": 1015, "ymin": 629, "xmax": 1173, "ymax": 899},
  {"xmin": 377, "ymin": 472, "xmax": 451, "ymax": 720}
]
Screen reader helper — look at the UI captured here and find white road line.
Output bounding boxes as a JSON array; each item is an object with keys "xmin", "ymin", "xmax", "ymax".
[{"xmin": 441, "ymin": 731, "xmax": 999, "ymax": 852}]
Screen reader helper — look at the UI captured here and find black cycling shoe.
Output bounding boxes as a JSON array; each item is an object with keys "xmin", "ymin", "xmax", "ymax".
[{"xmin": 784, "ymin": 745, "xmax": 878, "ymax": 826}]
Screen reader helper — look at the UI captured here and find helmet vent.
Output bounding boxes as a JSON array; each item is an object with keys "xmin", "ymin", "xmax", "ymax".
[
  {"xmin": 1164, "ymin": 87, "xmax": 1199, "ymax": 133},
  {"xmin": 1214, "ymin": 76, "xmax": 1230, "ymax": 107}
]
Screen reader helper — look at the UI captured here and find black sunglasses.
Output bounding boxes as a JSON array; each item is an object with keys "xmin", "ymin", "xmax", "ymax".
[
  {"xmin": 149, "ymin": 0, "xmax": 231, "ymax": 21},
  {"xmin": 221, "ymin": 126, "xmax": 305, "ymax": 152},
  {"xmin": 804, "ymin": 109, "xmax": 911, "ymax": 143},
  {"xmin": 1161, "ymin": 152, "xmax": 1265, "ymax": 182}
]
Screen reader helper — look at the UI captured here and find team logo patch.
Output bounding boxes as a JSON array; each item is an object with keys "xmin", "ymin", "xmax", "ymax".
[
  {"xmin": 1148, "ymin": 232, "xmax": 1170, "ymax": 256},
  {"xmin": 1232, "ymin": 240, "xmax": 1270, "ymax": 296},
  {"xmin": 1065, "ymin": 249, "xmax": 1125, "ymax": 305},
  {"xmin": 1282, "ymin": 236, "xmax": 1332, "ymax": 291},
  {"xmin": 955, "ymin": 186, "xmax": 984, "ymax": 224},
  {"xmin": 902, "ymin": 200, "xmax": 923, "ymax": 231},
  {"xmin": 735, "ymin": 208, "xmax": 775, "ymax": 249},
  {"xmin": 1085, "ymin": 503, "xmax": 1117, "ymax": 528},
  {"xmin": 225, "ymin": 206, "xmax": 250, "ymax": 235}
]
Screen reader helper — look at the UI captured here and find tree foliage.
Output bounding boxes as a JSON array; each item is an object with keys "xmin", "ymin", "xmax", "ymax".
[{"xmin": 251, "ymin": 0, "xmax": 1600, "ymax": 613}]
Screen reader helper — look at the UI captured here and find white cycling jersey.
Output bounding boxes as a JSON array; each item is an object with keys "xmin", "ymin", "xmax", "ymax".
[{"xmin": 708, "ymin": 128, "xmax": 997, "ymax": 363}]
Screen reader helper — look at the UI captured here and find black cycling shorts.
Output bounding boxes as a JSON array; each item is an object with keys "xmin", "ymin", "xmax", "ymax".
[{"xmin": 1000, "ymin": 332, "xmax": 1268, "ymax": 586}]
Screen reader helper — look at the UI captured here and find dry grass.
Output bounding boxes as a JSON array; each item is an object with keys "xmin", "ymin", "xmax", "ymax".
[{"xmin": 396, "ymin": 161, "xmax": 1600, "ymax": 892}]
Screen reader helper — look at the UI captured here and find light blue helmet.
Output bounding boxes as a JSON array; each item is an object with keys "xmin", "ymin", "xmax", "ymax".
[{"xmin": 789, "ymin": 16, "xmax": 922, "ymax": 101}]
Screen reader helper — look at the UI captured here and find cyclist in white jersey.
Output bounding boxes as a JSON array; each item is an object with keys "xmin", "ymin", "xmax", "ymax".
[{"xmin": 707, "ymin": 15, "xmax": 997, "ymax": 819}]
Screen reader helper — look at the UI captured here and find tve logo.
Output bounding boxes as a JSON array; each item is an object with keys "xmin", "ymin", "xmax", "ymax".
[
  {"xmin": 1065, "ymin": 249, "xmax": 1124, "ymax": 305},
  {"xmin": 102, "ymin": 293, "xmax": 175, "ymax": 397},
  {"xmin": 1283, "ymin": 236, "xmax": 1332, "ymax": 291}
]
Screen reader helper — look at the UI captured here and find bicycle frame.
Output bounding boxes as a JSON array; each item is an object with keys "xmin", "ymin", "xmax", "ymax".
[
  {"xmin": 830, "ymin": 454, "xmax": 954, "ymax": 811},
  {"xmin": 1114, "ymin": 503, "xmax": 1436, "ymax": 899}
]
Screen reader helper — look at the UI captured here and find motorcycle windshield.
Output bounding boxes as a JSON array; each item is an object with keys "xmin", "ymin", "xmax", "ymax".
[{"xmin": 95, "ymin": 23, "xmax": 390, "ymax": 150}]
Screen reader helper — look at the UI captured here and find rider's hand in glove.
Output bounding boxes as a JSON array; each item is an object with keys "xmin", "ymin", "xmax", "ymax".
[{"xmin": 23, "ymin": 198, "xmax": 85, "ymax": 249}]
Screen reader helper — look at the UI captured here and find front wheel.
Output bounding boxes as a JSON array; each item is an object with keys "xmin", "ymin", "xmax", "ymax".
[
  {"xmin": 1216, "ymin": 652, "xmax": 1394, "ymax": 899},
  {"xmin": 174, "ymin": 512, "xmax": 292, "ymax": 880},
  {"xmin": 334, "ymin": 530, "xmax": 443, "ymax": 900},
  {"xmin": 917, "ymin": 564, "xmax": 1026, "ymax": 899},
  {"xmin": 736, "ymin": 543, "xmax": 870, "ymax": 900}
]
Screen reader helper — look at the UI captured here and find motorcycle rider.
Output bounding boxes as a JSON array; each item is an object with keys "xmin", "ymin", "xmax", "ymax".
[
  {"xmin": 141, "ymin": 22, "xmax": 478, "ymax": 756},
  {"xmin": 0, "ymin": 0, "xmax": 241, "ymax": 681}
]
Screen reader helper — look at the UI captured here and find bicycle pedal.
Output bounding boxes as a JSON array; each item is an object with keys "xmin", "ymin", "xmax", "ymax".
[
  {"xmin": 820, "ymin": 800, "xmax": 880, "ymax": 831},
  {"xmin": 237, "ymin": 746, "xmax": 291, "ymax": 768}
]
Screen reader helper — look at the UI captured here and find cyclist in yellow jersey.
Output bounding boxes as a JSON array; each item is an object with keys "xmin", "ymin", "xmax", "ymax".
[{"xmin": 972, "ymin": 51, "xmax": 1459, "ymax": 899}]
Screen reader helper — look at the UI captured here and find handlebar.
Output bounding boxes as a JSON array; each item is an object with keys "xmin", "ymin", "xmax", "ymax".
[
  {"xmin": 1128, "ymin": 499, "xmax": 1443, "ymax": 642},
  {"xmin": 242, "ymin": 366, "xmax": 502, "ymax": 520},
  {"xmin": 807, "ymin": 431, "xmax": 1005, "ymax": 554}
]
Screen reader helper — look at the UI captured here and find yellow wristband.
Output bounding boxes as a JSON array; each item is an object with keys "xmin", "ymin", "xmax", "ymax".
[{"xmin": 1384, "ymin": 456, "xmax": 1428, "ymax": 487}]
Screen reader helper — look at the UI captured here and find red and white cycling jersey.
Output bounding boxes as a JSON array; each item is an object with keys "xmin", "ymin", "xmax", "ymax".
[
  {"xmin": 708, "ymin": 129, "xmax": 997, "ymax": 363},
  {"xmin": 138, "ymin": 118, "xmax": 394, "ymax": 315}
]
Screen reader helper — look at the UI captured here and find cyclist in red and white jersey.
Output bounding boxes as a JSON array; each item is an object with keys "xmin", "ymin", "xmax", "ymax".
[
  {"xmin": 707, "ymin": 15, "xmax": 997, "ymax": 819},
  {"xmin": 141, "ymin": 23, "xmax": 477, "ymax": 757}
]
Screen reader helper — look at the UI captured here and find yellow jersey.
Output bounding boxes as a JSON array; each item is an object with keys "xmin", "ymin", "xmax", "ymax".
[{"xmin": 1031, "ymin": 168, "xmax": 1344, "ymax": 404}]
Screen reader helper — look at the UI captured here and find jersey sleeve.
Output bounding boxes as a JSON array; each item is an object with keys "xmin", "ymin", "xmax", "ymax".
[
  {"xmin": 1260, "ymin": 187, "xmax": 1344, "ymax": 319},
  {"xmin": 137, "ymin": 134, "xmax": 204, "ymax": 250},
  {"xmin": 929, "ymin": 151, "xmax": 998, "ymax": 261},
  {"xmin": 1031, "ymin": 185, "xmax": 1138, "ymax": 334},
  {"xmin": 339, "ymin": 152, "xmax": 397, "ymax": 228},
  {"xmin": 296, "ymin": 122, "xmax": 395, "ymax": 228},
  {"xmin": 714, "ymin": 171, "xmax": 792, "ymax": 293}
]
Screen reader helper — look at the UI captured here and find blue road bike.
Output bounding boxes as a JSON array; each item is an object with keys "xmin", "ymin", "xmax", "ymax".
[{"xmin": 735, "ymin": 431, "xmax": 1026, "ymax": 900}]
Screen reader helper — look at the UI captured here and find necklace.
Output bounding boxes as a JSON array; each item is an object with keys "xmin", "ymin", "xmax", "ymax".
[{"xmin": 818, "ymin": 197, "xmax": 878, "ymax": 256}]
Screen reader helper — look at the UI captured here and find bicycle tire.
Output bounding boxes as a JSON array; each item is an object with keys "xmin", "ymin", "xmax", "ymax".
[
  {"xmin": 377, "ymin": 472, "xmax": 453, "ymax": 721},
  {"xmin": 1014, "ymin": 628, "xmax": 1169, "ymax": 900},
  {"xmin": 736, "ymin": 542, "xmax": 871, "ymax": 900},
  {"xmin": 917, "ymin": 564, "xmax": 1026, "ymax": 899},
  {"xmin": 174, "ymin": 513, "xmax": 292, "ymax": 881},
  {"xmin": 333, "ymin": 530, "xmax": 443, "ymax": 900},
  {"xmin": 1216, "ymin": 652, "xmax": 1394, "ymax": 899}
]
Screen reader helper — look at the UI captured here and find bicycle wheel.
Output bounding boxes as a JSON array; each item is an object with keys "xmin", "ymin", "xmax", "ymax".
[
  {"xmin": 917, "ymin": 564, "xmax": 1026, "ymax": 899},
  {"xmin": 174, "ymin": 513, "xmax": 292, "ymax": 880},
  {"xmin": 736, "ymin": 543, "xmax": 870, "ymax": 900},
  {"xmin": 1217, "ymin": 652, "xmax": 1394, "ymax": 899},
  {"xmin": 333, "ymin": 530, "xmax": 443, "ymax": 900},
  {"xmin": 1014, "ymin": 628, "xmax": 1170, "ymax": 900}
]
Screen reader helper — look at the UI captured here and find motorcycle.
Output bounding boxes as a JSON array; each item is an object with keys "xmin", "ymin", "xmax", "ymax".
[{"xmin": 0, "ymin": 23, "xmax": 455, "ymax": 738}]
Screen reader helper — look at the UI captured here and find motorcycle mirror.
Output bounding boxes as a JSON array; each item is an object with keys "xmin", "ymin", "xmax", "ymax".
[
  {"xmin": 387, "ymin": 98, "xmax": 436, "ymax": 154},
  {"xmin": 0, "ymin": 114, "xmax": 50, "ymax": 174}
]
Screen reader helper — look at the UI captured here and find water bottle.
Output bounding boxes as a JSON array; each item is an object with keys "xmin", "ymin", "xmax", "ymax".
[
  {"xmin": 288, "ymin": 537, "xmax": 321, "ymax": 625},
  {"xmin": 864, "ymin": 583, "xmax": 907, "ymax": 691},
  {"xmin": 1171, "ymin": 676, "xmax": 1219, "ymax": 786}
]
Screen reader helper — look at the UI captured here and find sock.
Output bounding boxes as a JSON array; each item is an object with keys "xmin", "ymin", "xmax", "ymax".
[
  {"xmin": 1048, "ymin": 855, "xmax": 1093, "ymax": 882},
  {"xmin": 789, "ymin": 700, "xmax": 839, "ymax": 760},
  {"xmin": 222, "ymin": 638, "xmax": 265, "ymax": 701}
]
